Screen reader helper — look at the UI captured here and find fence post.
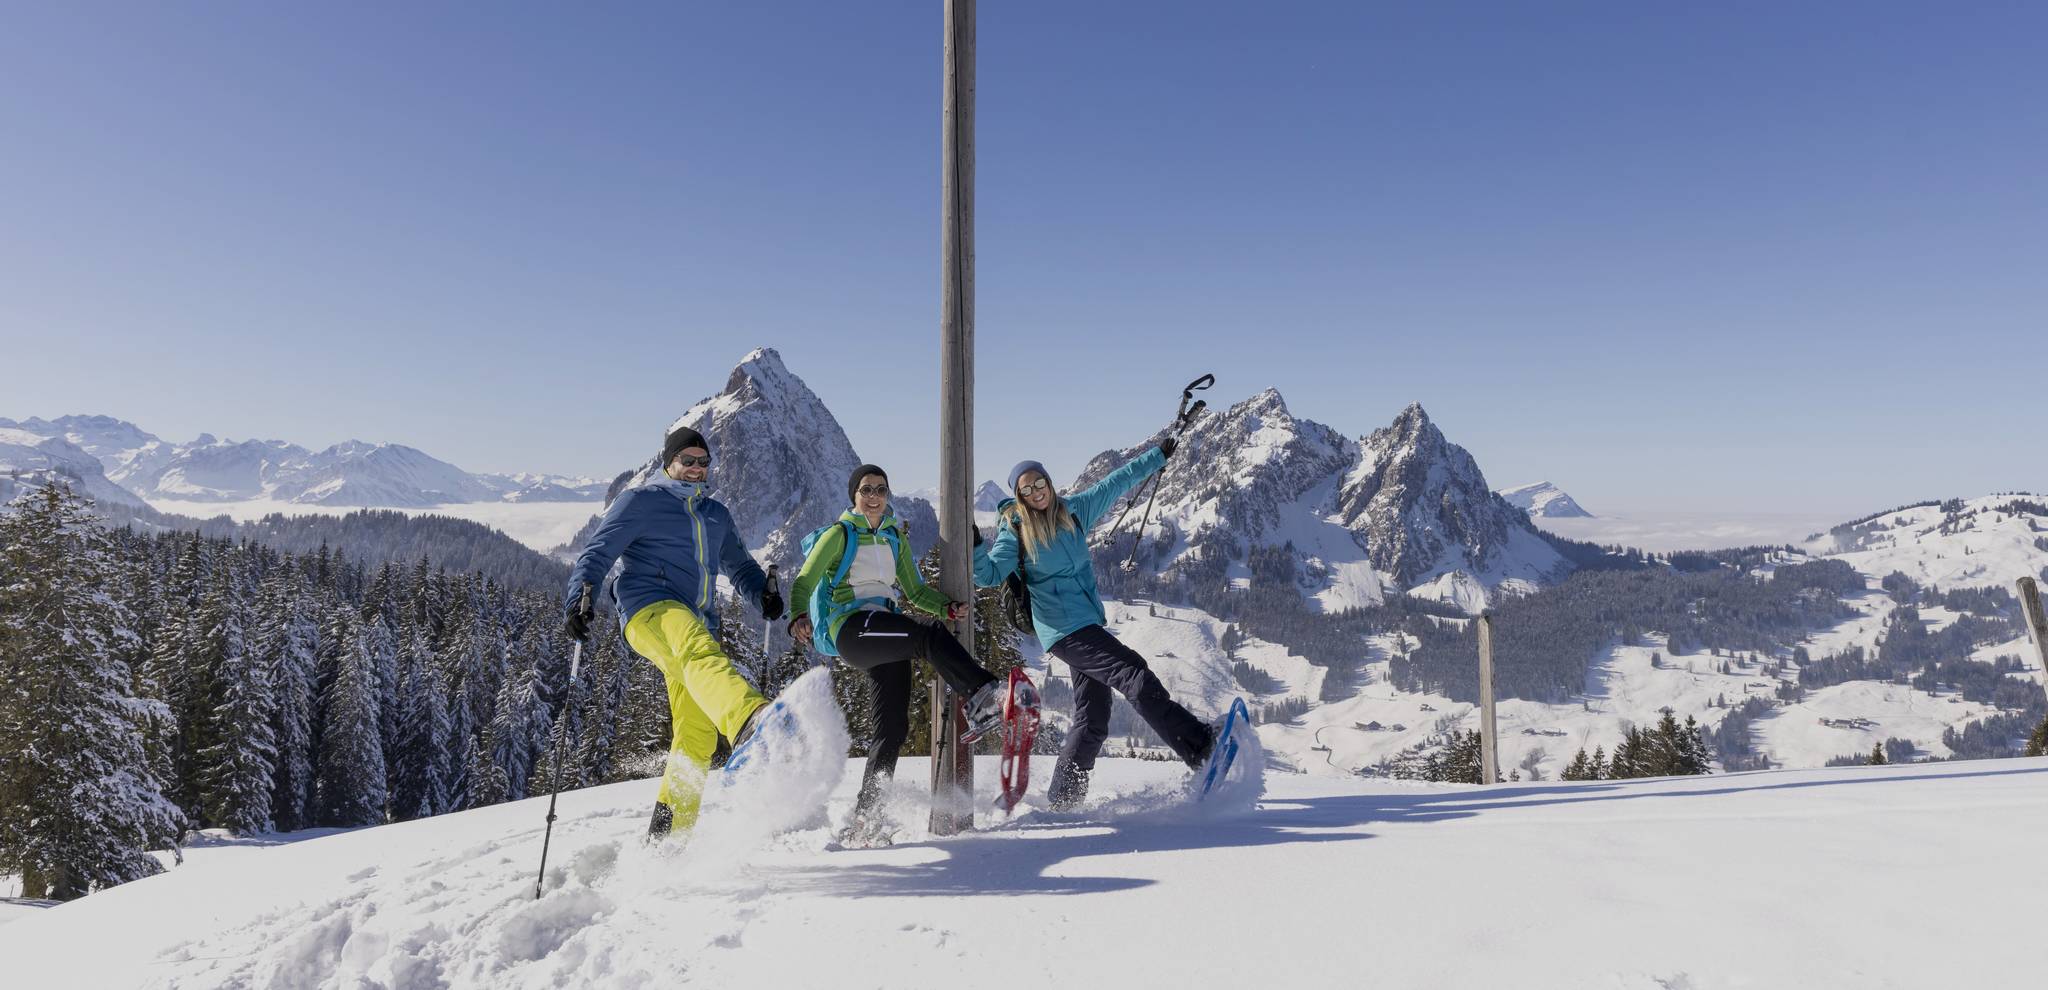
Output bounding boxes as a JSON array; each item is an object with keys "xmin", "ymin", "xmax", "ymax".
[
  {"xmin": 2017, "ymin": 577, "xmax": 2048, "ymax": 700},
  {"xmin": 1477, "ymin": 612, "xmax": 1500, "ymax": 785}
]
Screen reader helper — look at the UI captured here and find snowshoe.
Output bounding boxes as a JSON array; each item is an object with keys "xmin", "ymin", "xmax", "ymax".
[
  {"xmin": 994, "ymin": 669, "xmax": 1042, "ymax": 813},
  {"xmin": 719, "ymin": 698, "xmax": 794, "ymax": 782},
  {"xmin": 1195, "ymin": 698, "xmax": 1251, "ymax": 800}
]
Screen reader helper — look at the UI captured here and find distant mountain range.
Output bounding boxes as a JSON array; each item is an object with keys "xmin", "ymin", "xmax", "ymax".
[{"xmin": 0, "ymin": 415, "xmax": 604, "ymax": 507}]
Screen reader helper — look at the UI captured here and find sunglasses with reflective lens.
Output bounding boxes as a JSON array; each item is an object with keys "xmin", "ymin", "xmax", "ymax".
[
  {"xmin": 857, "ymin": 484, "xmax": 890, "ymax": 497},
  {"xmin": 1017, "ymin": 481, "xmax": 1052, "ymax": 497},
  {"xmin": 673, "ymin": 455, "xmax": 712, "ymax": 468}
]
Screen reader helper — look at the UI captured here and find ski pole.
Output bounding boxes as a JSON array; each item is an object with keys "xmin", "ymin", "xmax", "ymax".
[
  {"xmin": 534, "ymin": 639, "xmax": 582, "ymax": 900},
  {"xmin": 1105, "ymin": 374, "xmax": 1214, "ymax": 568}
]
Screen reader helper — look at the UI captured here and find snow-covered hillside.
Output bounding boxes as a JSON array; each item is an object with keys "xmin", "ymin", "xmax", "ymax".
[
  {"xmin": 1499, "ymin": 480, "xmax": 1592, "ymax": 517},
  {"xmin": 2, "ymin": 755, "xmax": 2040, "ymax": 989},
  {"xmin": 1808, "ymin": 494, "xmax": 2048, "ymax": 591}
]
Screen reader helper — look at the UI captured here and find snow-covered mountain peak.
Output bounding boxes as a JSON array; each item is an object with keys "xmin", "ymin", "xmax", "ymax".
[
  {"xmin": 1338, "ymin": 405, "xmax": 1567, "ymax": 591},
  {"xmin": 634, "ymin": 349, "xmax": 871, "ymax": 568},
  {"xmin": 1500, "ymin": 481, "xmax": 1594, "ymax": 518}
]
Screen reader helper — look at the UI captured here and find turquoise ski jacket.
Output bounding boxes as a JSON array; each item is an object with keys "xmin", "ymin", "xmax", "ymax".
[{"xmin": 973, "ymin": 446, "xmax": 1166, "ymax": 650}]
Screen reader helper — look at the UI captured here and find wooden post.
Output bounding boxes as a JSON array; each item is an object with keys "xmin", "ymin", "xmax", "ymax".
[
  {"xmin": 2018, "ymin": 577, "xmax": 2048, "ymax": 700},
  {"xmin": 930, "ymin": 0, "xmax": 976, "ymax": 836},
  {"xmin": 1476, "ymin": 613, "xmax": 1499, "ymax": 785}
]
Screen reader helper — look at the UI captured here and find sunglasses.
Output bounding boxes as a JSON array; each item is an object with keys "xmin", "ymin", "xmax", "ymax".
[
  {"xmin": 672, "ymin": 455, "xmax": 712, "ymax": 468},
  {"xmin": 1017, "ymin": 481, "xmax": 1053, "ymax": 497},
  {"xmin": 857, "ymin": 484, "xmax": 890, "ymax": 497}
]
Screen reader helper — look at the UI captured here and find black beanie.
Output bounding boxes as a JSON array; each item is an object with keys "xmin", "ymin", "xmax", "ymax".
[
  {"xmin": 848, "ymin": 464, "xmax": 888, "ymax": 504},
  {"xmin": 661, "ymin": 426, "xmax": 708, "ymax": 467}
]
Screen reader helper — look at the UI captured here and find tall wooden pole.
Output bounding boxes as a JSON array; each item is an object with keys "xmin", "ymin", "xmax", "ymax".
[
  {"xmin": 2017, "ymin": 577, "xmax": 2048, "ymax": 702},
  {"xmin": 1477, "ymin": 613, "xmax": 1499, "ymax": 785},
  {"xmin": 931, "ymin": 0, "xmax": 976, "ymax": 835}
]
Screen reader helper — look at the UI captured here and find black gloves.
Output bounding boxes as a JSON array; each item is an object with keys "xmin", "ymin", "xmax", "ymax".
[
  {"xmin": 1159, "ymin": 437, "xmax": 1178, "ymax": 459},
  {"xmin": 759, "ymin": 586, "xmax": 785, "ymax": 622},
  {"xmin": 971, "ymin": 525, "xmax": 985, "ymax": 547},
  {"xmin": 564, "ymin": 582, "xmax": 595, "ymax": 642}
]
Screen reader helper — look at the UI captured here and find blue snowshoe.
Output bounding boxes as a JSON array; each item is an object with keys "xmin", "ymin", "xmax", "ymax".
[
  {"xmin": 720, "ymin": 699, "xmax": 796, "ymax": 781},
  {"xmin": 1196, "ymin": 698, "xmax": 1252, "ymax": 800}
]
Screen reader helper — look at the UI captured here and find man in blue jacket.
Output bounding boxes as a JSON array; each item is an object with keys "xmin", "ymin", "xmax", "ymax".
[{"xmin": 564, "ymin": 426, "xmax": 785, "ymax": 837}]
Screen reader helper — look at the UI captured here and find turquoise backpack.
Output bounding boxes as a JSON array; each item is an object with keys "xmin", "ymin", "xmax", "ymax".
[{"xmin": 798, "ymin": 518, "xmax": 906, "ymax": 656}]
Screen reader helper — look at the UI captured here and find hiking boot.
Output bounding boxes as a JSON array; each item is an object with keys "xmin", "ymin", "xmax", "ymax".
[
  {"xmin": 733, "ymin": 701, "xmax": 769, "ymax": 748},
  {"xmin": 1046, "ymin": 761, "xmax": 1090, "ymax": 812},
  {"xmin": 961, "ymin": 681, "xmax": 1006, "ymax": 744},
  {"xmin": 1183, "ymin": 721, "xmax": 1219, "ymax": 770}
]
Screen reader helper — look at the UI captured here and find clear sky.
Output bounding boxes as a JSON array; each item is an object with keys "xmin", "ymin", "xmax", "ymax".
[{"xmin": 3, "ymin": 2, "xmax": 2043, "ymax": 516}]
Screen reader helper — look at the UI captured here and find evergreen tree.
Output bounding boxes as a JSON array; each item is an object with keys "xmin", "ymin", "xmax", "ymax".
[
  {"xmin": 1867, "ymin": 742, "xmax": 1887, "ymax": 766},
  {"xmin": 0, "ymin": 485, "xmax": 184, "ymax": 900},
  {"xmin": 1589, "ymin": 745, "xmax": 1609, "ymax": 780},
  {"xmin": 1562, "ymin": 747, "xmax": 1594, "ymax": 781},
  {"xmin": 485, "ymin": 648, "xmax": 551, "ymax": 804},
  {"xmin": 2026, "ymin": 715, "xmax": 2047, "ymax": 759},
  {"xmin": 439, "ymin": 661, "xmax": 474, "ymax": 812},
  {"xmin": 571, "ymin": 630, "xmax": 630, "ymax": 787},
  {"xmin": 263, "ymin": 585, "xmax": 319, "ymax": 832},
  {"xmin": 314, "ymin": 612, "xmax": 387, "ymax": 827},
  {"xmin": 198, "ymin": 564, "xmax": 277, "ymax": 833},
  {"xmin": 387, "ymin": 629, "xmax": 449, "ymax": 822}
]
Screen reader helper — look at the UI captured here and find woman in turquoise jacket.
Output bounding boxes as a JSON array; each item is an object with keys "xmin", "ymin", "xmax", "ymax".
[{"xmin": 973, "ymin": 440, "xmax": 1214, "ymax": 810}]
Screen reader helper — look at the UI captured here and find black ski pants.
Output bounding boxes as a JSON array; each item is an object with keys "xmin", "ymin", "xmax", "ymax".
[
  {"xmin": 834, "ymin": 610, "xmax": 998, "ymax": 789},
  {"xmin": 1048, "ymin": 623, "xmax": 1212, "ymax": 772}
]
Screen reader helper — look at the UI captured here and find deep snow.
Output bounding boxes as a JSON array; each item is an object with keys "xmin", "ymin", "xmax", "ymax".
[{"xmin": 1, "ymin": 749, "xmax": 2040, "ymax": 989}]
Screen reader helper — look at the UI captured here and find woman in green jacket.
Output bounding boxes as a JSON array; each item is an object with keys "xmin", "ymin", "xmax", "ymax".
[{"xmin": 788, "ymin": 464, "xmax": 1022, "ymax": 842}]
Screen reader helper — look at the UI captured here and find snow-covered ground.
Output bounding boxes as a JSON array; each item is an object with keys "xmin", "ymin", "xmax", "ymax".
[
  {"xmin": 1807, "ymin": 495, "xmax": 2048, "ymax": 591},
  {"xmin": 1097, "ymin": 594, "xmax": 2028, "ymax": 777},
  {"xmin": 3, "ymin": 754, "xmax": 2041, "ymax": 988},
  {"xmin": 1534, "ymin": 509, "xmax": 1847, "ymax": 552},
  {"xmin": 147, "ymin": 497, "xmax": 600, "ymax": 557}
]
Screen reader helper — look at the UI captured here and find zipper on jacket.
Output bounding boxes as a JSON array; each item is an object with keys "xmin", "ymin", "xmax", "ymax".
[{"xmin": 686, "ymin": 492, "xmax": 710, "ymax": 609}]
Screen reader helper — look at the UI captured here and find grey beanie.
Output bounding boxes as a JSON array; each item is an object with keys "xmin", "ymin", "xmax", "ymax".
[{"xmin": 1008, "ymin": 460, "xmax": 1050, "ymax": 493}]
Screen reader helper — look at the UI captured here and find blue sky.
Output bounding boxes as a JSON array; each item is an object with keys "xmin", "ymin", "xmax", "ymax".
[{"xmin": 3, "ymin": 2, "xmax": 2042, "ymax": 515}]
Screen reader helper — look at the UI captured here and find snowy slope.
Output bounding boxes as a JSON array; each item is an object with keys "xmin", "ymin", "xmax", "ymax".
[
  {"xmin": 2, "ymin": 755, "xmax": 2040, "ymax": 989},
  {"xmin": 1809, "ymin": 494, "xmax": 2048, "ymax": 591},
  {"xmin": 1499, "ymin": 480, "xmax": 1593, "ymax": 517}
]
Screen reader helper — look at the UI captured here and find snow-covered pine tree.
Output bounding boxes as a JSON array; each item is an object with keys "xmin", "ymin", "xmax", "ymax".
[
  {"xmin": 314, "ymin": 611, "xmax": 387, "ymax": 827},
  {"xmin": 360, "ymin": 613, "xmax": 400, "ymax": 789},
  {"xmin": 451, "ymin": 574, "xmax": 508, "ymax": 775},
  {"xmin": 199, "ymin": 562, "xmax": 277, "ymax": 834},
  {"xmin": 439, "ymin": 660, "xmax": 474, "ymax": 813},
  {"xmin": 486, "ymin": 641, "xmax": 550, "ymax": 804},
  {"xmin": 264, "ymin": 580, "xmax": 320, "ymax": 833},
  {"xmin": 388, "ymin": 629, "xmax": 450, "ymax": 822},
  {"xmin": 572, "ymin": 630, "xmax": 631, "ymax": 786},
  {"xmin": 1589, "ymin": 745, "xmax": 1610, "ymax": 780},
  {"xmin": 0, "ymin": 484, "xmax": 184, "ymax": 900}
]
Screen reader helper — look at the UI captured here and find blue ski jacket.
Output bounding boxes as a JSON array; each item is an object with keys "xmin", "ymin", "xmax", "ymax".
[
  {"xmin": 973, "ymin": 446, "xmax": 1166, "ymax": 650},
  {"xmin": 565, "ymin": 477, "xmax": 769, "ymax": 635}
]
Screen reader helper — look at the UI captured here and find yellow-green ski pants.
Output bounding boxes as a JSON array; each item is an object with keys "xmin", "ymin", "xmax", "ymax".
[{"xmin": 623, "ymin": 600, "xmax": 768, "ymax": 834}]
